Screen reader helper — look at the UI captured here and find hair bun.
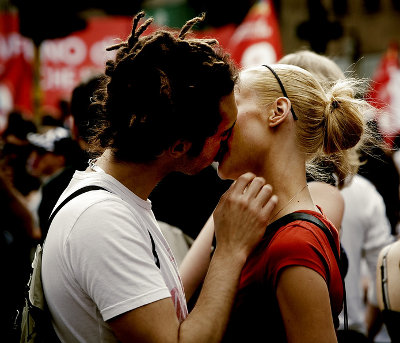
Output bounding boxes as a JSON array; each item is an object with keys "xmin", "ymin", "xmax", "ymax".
[
  {"xmin": 323, "ymin": 81, "xmax": 365, "ymax": 154},
  {"xmin": 331, "ymin": 100, "xmax": 339, "ymax": 109}
]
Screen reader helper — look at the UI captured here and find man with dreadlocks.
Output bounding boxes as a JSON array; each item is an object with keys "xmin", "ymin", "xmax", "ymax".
[{"xmin": 41, "ymin": 11, "xmax": 277, "ymax": 342}]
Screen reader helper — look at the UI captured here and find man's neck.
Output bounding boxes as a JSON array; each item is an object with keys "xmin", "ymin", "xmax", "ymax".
[{"xmin": 95, "ymin": 150, "xmax": 168, "ymax": 200}]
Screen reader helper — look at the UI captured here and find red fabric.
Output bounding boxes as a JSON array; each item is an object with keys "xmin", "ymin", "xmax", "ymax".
[
  {"xmin": 222, "ymin": 210, "xmax": 343, "ymax": 342},
  {"xmin": 40, "ymin": 16, "xmax": 133, "ymax": 113},
  {"xmin": 0, "ymin": 12, "xmax": 34, "ymax": 122},
  {"xmin": 367, "ymin": 43, "xmax": 400, "ymax": 147},
  {"xmin": 241, "ymin": 210, "xmax": 343, "ymax": 320},
  {"xmin": 225, "ymin": 0, "xmax": 283, "ymax": 68}
]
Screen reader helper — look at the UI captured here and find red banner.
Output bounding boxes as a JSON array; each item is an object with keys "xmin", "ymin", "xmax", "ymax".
[
  {"xmin": 1, "ymin": 4, "xmax": 283, "ymax": 122},
  {"xmin": 39, "ymin": 16, "xmax": 133, "ymax": 114},
  {"xmin": 368, "ymin": 43, "xmax": 400, "ymax": 146},
  {"xmin": 0, "ymin": 12, "xmax": 34, "ymax": 128},
  {"xmin": 195, "ymin": 0, "xmax": 282, "ymax": 68}
]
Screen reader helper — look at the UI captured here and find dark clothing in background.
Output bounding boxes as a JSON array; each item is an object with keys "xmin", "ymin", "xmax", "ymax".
[
  {"xmin": 38, "ymin": 166, "xmax": 76, "ymax": 241},
  {"xmin": 38, "ymin": 144, "xmax": 88, "ymax": 242},
  {"xmin": 0, "ymin": 175, "xmax": 33, "ymax": 341},
  {"xmin": 150, "ymin": 166, "xmax": 231, "ymax": 239}
]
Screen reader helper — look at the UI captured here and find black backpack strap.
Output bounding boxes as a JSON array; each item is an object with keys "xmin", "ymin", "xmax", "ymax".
[
  {"xmin": 47, "ymin": 185, "xmax": 160, "ymax": 269},
  {"xmin": 268, "ymin": 212, "xmax": 348, "ymax": 330},
  {"xmin": 47, "ymin": 185, "xmax": 108, "ymax": 228},
  {"xmin": 148, "ymin": 231, "xmax": 160, "ymax": 269}
]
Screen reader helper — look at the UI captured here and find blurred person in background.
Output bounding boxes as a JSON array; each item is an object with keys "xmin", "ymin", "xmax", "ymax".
[
  {"xmin": 1, "ymin": 110, "xmax": 40, "ymax": 196},
  {"xmin": 358, "ymin": 121, "xmax": 400, "ymax": 236},
  {"xmin": 0, "ymin": 110, "xmax": 40, "ymax": 340},
  {"xmin": 27, "ymin": 125, "xmax": 86, "ymax": 241},
  {"xmin": 0, "ymin": 169, "xmax": 38, "ymax": 341},
  {"xmin": 27, "ymin": 126, "xmax": 72, "ymax": 182},
  {"xmin": 69, "ymin": 74, "xmax": 106, "ymax": 153}
]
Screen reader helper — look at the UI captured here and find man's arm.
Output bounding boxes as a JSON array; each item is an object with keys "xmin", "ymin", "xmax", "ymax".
[{"xmin": 108, "ymin": 172, "xmax": 277, "ymax": 343}]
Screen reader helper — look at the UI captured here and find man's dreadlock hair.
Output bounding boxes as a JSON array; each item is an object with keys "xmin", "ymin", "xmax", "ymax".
[{"xmin": 88, "ymin": 11, "xmax": 238, "ymax": 163}]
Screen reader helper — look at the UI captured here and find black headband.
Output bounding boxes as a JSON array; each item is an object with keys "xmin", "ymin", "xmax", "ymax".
[{"xmin": 262, "ymin": 65, "xmax": 298, "ymax": 120}]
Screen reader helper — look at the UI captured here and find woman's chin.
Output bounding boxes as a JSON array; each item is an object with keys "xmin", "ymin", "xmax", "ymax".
[
  {"xmin": 216, "ymin": 163, "xmax": 228, "ymax": 180},
  {"xmin": 216, "ymin": 161, "xmax": 235, "ymax": 180}
]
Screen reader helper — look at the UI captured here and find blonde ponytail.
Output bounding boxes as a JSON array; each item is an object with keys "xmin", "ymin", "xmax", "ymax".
[{"xmin": 322, "ymin": 79, "xmax": 365, "ymax": 155}]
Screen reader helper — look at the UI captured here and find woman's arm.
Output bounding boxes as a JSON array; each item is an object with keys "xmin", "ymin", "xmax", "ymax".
[
  {"xmin": 180, "ymin": 215, "xmax": 215, "ymax": 302},
  {"xmin": 276, "ymin": 266, "xmax": 338, "ymax": 343}
]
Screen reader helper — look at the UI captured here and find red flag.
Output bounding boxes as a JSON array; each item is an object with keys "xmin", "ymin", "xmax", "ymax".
[
  {"xmin": 368, "ymin": 43, "xmax": 400, "ymax": 146},
  {"xmin": 193, "ymin": 24, "xmax": 236, "ymax": 51},
  {"xmin": 40, "ymin": 16, "xmax": 133, "ymax": 113},
  {"xmin": 225, "ymin": 0, "xmax": 283, "ymax": 68},
  {"xmin": 0, "ymin": 12, "xmax": 34, "ymax": 128}
]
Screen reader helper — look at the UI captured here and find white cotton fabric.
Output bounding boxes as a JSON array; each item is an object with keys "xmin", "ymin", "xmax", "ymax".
[
  {"xmin": 42, "ymin": 170, "xmax": 188, "ymax": 343},
  {"xmin": 339, "ymin": 174, "xmax": 394, "ymax": 334}
]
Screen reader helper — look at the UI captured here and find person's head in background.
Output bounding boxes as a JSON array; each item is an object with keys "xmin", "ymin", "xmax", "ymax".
[
  {"xmin": 70, "ymin": 74, "xmax": 107, "ymax": 151},
  {"xmin": 279, "ymin": 50, "xmax": 346, "ymax": 87},
  {"xmin": 0, "ymin": 111, "xmax": 40, "ymax": 195},
  {"xmin": 1, "ymin": 111, "xmax": 37, "ymax": 168},
  {"xmin": 26, "ymin": 126, "xmax": 76, "ymax": 180}
]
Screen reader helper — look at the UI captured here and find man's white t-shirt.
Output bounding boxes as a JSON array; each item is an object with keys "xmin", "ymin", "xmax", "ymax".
[{"xmin": 42, "ymin": 169, "xmax": 188, "ymax": 342}]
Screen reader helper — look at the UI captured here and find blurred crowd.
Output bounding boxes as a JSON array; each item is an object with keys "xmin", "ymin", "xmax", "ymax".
[{"xmin": 0, "ymin": 75, "xmax": 101, "ymax": 339}]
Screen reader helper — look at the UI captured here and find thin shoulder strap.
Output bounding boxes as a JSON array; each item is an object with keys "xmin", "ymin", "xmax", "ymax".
[
  {"xmin": 380, "ymin": 245, "xmax": 393, "ymax": 311},
  {"xmin": 46, "ymin": 185, "xmax": 161, "ymax": 269},
  {"xmin": 47, "ymin": 185, "xmax": 108, "ymax": 227},
  {"xmin": 267, "ymin": 211, "xmax": 348, "ymax": 330}
]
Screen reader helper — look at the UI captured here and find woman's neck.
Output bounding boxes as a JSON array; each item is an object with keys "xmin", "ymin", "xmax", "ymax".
[{"xmin": 262, "ymin": 154, "xmax": 317, "ymax": 223}]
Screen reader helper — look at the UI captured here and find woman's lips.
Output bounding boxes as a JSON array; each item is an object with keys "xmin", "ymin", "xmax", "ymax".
[
  {"xmin": 214, "ymin": 125, "xmax": 234, "ymax": 163},
  {"xmin": 214, "ymin": 139, "xmax": 229, "ymax": 163}
]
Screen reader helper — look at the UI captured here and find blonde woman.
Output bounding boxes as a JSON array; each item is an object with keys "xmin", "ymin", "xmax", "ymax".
[{"xmin": 181, "ymin": 64, "xmax": 370, "ymax": 342}]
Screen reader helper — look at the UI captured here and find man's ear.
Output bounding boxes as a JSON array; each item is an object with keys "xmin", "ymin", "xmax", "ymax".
[
  {"xmin": 168, "ymin": 140, "xmax": 192, "ymax": 158},
  {"xmin": 268, "ymin": 97, "xmax": 292, "ymax": 127}
]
